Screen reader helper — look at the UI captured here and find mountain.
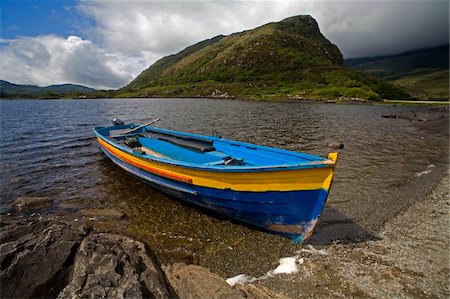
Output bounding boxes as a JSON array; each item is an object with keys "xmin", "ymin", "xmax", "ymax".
[
  {"xmin": 120, "ymin": 15, "xmax": 408, "ymax": 101},
  {"xmin": 345, "ymin": 45, "xmax": 449, "ymax": 99},
  {"xmin": 0, "ymin": 80, "xmax": 96, "ymax": 99}
]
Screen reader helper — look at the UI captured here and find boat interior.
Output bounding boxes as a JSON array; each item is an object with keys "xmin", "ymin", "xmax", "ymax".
[{"xmin": 99, "ymin": 125, "xmax": 326, "ymax": 167}]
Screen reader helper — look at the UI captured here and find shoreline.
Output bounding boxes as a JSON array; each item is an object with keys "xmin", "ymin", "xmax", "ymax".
[{"xmin": 1, "ymin": 96, "xmax": 449, "ymax": 107}]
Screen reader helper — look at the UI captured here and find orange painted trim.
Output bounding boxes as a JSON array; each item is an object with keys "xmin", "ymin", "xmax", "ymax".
[
  {"xmin": 97, "ymin": 137, "xmax": 193, "ymax": 184},
  {"xmin": 95, "ymin": 136, "xmax": 334, "ymax": 192}
]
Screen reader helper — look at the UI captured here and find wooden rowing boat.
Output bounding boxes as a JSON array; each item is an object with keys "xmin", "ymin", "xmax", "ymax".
[{"xmin": 93, "ymin": 119, "xmax": 338, "ymax": 243}]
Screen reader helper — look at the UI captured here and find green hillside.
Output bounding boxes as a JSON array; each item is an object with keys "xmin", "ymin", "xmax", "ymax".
[
  {"xmin": 0, "ymin": 80, "xmax": 96, "ymax": 99},
  {"xmin": 119, "ymin": 15, "xmax": 408, "ymax": 101},
  {"xmin": 346, "ymin": 45, "xmax": 449, "ymax": 100}
]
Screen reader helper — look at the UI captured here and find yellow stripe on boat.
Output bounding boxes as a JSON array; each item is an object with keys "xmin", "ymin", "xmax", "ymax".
[
  {"xmin": 98, "ymin": 137, "xmax": 335, "ymax": 192},
  {"xmin": 321, "ymin": 153, "xmax": 338, "ymax": 191}
]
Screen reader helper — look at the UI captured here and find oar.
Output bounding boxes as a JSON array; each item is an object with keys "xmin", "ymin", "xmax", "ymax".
[{"xmin": 123, "ymin": 118, "xmax": 161, "ymax": 135}]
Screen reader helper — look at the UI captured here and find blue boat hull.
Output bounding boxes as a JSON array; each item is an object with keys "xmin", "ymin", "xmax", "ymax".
[{"xmin": 101, "ymin": 146, "xmax": 330, "ymax": 243}]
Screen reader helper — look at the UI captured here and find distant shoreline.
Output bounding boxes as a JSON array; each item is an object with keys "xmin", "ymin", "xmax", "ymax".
[{"xmin": 1, "ymin": 96, "xmax": 450, "ymax": 106}]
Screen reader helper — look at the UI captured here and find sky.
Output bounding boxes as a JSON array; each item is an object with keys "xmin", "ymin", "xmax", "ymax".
[{"xmin": 0, "ymin": 0, "xmax": 448, "ymax": 90}]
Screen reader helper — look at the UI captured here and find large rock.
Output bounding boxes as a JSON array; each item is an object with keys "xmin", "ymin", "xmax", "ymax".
[
  {"xmin": 0, "ymin": 216, "xmax": 87, "ymax": 298},
  {"xmin": 0, "ymin": 217, "xmax": 172, "ymax": 298},
  {"xmin": 58, "ymin": 233, "xmax": 172, "ymax": 299},
  {"xmin": 163, "ymin": 263, "xmax": 243, "ymax": 299}
]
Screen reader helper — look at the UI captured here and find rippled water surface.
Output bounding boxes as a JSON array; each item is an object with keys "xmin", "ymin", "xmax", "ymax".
[{"xmin": 1, "ymin": 98, "xmax": 448, "ymax": 275}]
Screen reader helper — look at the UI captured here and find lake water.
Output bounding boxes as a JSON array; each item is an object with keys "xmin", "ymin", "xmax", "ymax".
[{"xmin": 0, "ymin": 98, "xmax": 448, "ymax": 276}]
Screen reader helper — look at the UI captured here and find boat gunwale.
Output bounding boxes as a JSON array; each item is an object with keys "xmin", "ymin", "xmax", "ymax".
[{"xmin": 93, "ymin": 125, "xmax": 336, "ymax": 172}]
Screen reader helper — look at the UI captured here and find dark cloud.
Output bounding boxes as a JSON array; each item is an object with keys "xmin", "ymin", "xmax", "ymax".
[{"xmin": 318, "ymin": 1, "xmax": 449, "ymax": 58}]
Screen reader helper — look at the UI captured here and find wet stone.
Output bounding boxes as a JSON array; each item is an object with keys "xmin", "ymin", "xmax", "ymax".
[
  {"xmin": 81, "ymin": 208, "xmax": 126, "ymax": 219},
  {"xmin": 326, "ymin": 141, "xmax": 344, "ymax": 149},
  {"xmin": 13, "ymin": 196, "xmax": 54, "ymax": 212}
]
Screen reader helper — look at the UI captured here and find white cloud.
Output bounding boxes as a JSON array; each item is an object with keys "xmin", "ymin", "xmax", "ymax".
[
  {"xmin": 76, "ymin": 1, "xmax": 297, "ymax": 56},
  {"xmin": 0, "ymin": 35, "xmax": 148, "ymax": 89}
]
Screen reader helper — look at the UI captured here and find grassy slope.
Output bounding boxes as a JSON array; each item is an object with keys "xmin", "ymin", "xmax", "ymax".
[
  {"xmin": 128, "ymin": 35, "xmax": 226, "ymax": 89},
  {"xmin": 346, "ymin": 45, "xmax": 449, "ymax": 100},
  {"xmin": 118, "ymin": 16, "xmax": 408, "ymax": 101},
  {"xmin": 391, "ymin": 69, "xmax": 449, "ymax": 100}
]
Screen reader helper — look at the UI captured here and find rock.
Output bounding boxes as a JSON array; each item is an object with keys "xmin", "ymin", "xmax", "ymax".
[
  {"xmin": 396, "ymin": 111, "xmax": 427, "ymax": 121},
  {"xmin": 59, "ymin": 233, "xmax": 171, "ymax": 299},
  {"xmin": 326, "ymin": 141, "xmax": 344, "ymax": 149},
  {"xmin": 58, "ymin": 200, "xmax": 82, "ymax": 210},
  {"xmin": 13, "ymin": 196, "xmax": 53, "ymax": 212},
  {"xmin": 0, "ymin": 216, "xmax": 87, "ymax": 298},
  {"xmin": 380, "ymin": 107, "xmax": 449, "ymax": 136},
  {"xmin": 234, "ymin": 283, "xmax": 290, "ymax": 299},
  {"xmin": 81, "ymin": 208, "xmax": 126, "ymax": 219},
  {"xmin": 163, "ymin": 263, "xmax": 243, "ymax": 299},
  {"xmin": 0, "ymin": 216, "xmax": 171, "ymax": 298},
  {"xmin": 384, "ymin": 108, "xmax": 448, "ymax": 122},
  {"xmin": 211, "ymin": 89, "xmax": 230, "ymax": 98}
]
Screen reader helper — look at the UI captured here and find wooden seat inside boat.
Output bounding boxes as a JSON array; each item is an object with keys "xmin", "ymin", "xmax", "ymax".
[
  {"xmin": 139, "ymin": 129, "xmax": 216, "ymax": 153},
  {"xmin": 104, "ymin": 126, "xmax": 247, "ymax": 165}
]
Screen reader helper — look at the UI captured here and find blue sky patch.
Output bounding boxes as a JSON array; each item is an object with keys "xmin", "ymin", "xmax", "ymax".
[{"xmin": 1, "ymin": 0, "xmax": 92, "ymax": 39}]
